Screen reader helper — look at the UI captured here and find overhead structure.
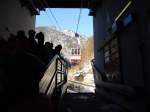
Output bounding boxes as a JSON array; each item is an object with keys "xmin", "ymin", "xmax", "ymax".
[
  {"xmin": 34, "ymin": 0, "xmax": 101, "ymax": 9},
  {"xmin": 18, "ymin": 0, "xmax": 101, "ymax": 16}
]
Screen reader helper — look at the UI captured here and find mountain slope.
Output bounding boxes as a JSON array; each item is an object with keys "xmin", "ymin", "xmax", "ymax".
[{"xmin": 36, "ymin": 27, "xmax": 87, "ymax": 59}]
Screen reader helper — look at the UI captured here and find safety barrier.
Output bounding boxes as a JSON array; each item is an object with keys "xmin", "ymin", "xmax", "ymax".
[{"xmin": 39, "ymin": 55, "xmax": 67, "ymax": 97}]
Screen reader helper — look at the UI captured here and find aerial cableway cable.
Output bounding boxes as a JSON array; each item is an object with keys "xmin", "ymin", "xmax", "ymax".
[
  {"xmin": 44, "ymin": 10, "xmax": 55, "ymax": 26},
  {"xmin": 37, "ymin": 0, "xmax": 55, "ymax": 27},
  {"xmin": 75, "ymin": 0, "xmax": 83, "ymax": 37},
  {"xmin": 42, "ymin": 0, "xmax": 61, "ymax": 30}
]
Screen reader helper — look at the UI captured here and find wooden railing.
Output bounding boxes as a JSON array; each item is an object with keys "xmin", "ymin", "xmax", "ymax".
[{"xmin": 39, "ymin": 55, "xmax": 67, "ymax": 97}]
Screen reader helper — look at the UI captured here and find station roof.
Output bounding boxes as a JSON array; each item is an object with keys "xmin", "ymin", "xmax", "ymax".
[{"xmin": 35, "ymin": 0, "xmax": 101, "ymax": 8}]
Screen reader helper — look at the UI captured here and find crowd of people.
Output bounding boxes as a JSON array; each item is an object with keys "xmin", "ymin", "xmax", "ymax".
[{"xmin": 0, "ymin": 29, "xmax": 64, "ymax": 111}]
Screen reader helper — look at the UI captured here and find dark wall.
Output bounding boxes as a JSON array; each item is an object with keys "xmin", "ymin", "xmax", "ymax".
[
  {"xmin": 93, "ymin": 0, "xmax": 150, "ymax": 93},
  {"xmin": 119, "ymin": 22, "xmax": 144, "ymax": 87},
  {"xmin": 93, "ymin": 0, "xmax": 129, "ymax": 83},
  {"xmin": 93, "ymin": 5, "xmax": 106, "ymax": 81},
  {"xmin": 133, "ymin": 0, "xmax": 150, "ymax": 95}
]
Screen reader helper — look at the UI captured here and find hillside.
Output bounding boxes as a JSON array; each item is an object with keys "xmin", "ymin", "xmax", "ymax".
[
  {"xmin": 36, "ymin": 27, "xmax": 87, "ymax": 59},
  {"xmin": 36, "ymin": 26, "xmax": 94, "ymax": 87}
]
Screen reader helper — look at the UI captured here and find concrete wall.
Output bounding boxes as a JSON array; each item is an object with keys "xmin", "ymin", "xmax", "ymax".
[{"xmin": 0, "ymin": 0, "xmax": 35, "ymax": 39}]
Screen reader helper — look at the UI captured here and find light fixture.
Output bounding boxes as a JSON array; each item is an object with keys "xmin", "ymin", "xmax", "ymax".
[{"xmin": 115, "ymin": 0, "xmax": 132, "ymax": 22}]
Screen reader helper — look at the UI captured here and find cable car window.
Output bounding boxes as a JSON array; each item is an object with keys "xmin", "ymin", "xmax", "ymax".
[
  {"xmin": 78, "ymin": 49, "xmax": 80, "ymax": 55},
  {"xmin": 75, "ymin": 49, "xmax": 77, "ymax": 54},
  {"xmin": 72, "ymin": 49, "xmax": 74, "ymax": 55}
]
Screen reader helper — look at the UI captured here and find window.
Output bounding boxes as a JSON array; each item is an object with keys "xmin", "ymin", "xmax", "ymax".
[
  {"xmin": 72, "ymin": 49, "xmax": 74, "ymax": 55},
  {"xmin": 75, "ymin": 49, "xmax": 77, "ymax": 54},
  {"xmin": 104, "ymin": 36, "xmax": 121, "ymax": 83},
  {"xmin": 78, "ymin": 49, "xmax": 80, "ymax": 55}
]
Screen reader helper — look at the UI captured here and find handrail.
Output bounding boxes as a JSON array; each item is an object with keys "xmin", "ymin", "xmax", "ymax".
[
  {"xmin": 39, "ymin": 55, "xmax": 67, "ymax": 97},
  {"xmin": 68, "ymin": 80, "xmax": 95, "ymax": 88}
]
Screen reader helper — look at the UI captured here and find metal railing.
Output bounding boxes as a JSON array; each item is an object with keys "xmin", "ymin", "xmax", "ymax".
[{"xmin": 39, "ymin": 55, "xmax": 68, "ymax": 97}]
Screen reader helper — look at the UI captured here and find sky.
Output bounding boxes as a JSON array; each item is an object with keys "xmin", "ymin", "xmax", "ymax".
[{"xmin": 36, "ymin": 8, "xmax": 93, "ymax": 37}]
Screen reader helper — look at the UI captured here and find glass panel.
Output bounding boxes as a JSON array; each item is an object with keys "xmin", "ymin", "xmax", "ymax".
[
  {"xmin": 111, "ymin": 46, "xmax": 118, "ymax": 54},
  {"xmin": 105, "ymin": 51, "xmax": 110, "ymax": 57},
  {"xmin": 72, "ymin": 49, "xmax": 74, "ymax": 55},
  {"xmin": 104, "ymin": 45, "xmax": 109, "ymax": 52},
  {"xmin": 105, "ymin": 57, "xmax": 110, "ymax": 63},
  {"xmin": 111, "ymin": 53, "xmax": 119, "ymax": 61},
  {"xmin": 75, "ymin": 49, "xmax": 77, "ymax": 54},
  {"xmin": 110, "ymin": 38, "xmax": 117, "ymax": 47}
]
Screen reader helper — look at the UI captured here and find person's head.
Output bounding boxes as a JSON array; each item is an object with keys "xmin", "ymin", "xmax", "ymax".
[
  {"xmin": 56, "ymin": 44, "xmax": 62, "ymax": 50},
  {"xmin": 17, "ymin": 30, "xmax": 27, "ymax": 40},
  {"xmin": 55, "ymin": 44, "xmax": 62, "ymax": 54},
  {"xmin": 8, "ymin": 33, "xmax": 17, "ymax": 42},
  {"xmin": 28, "ymin": 29, "xmax": 36, "ymax": 39},
  {"xmin": 45, "ymin": 42, "xmax": 53, "ymax": 49},
  {"xmin": 0, "ymin": 37, "xmax": 6, "ymax": 48},
  {"xmin": 35, "ymin": 32, "xmax": 44, "ymax": 45}
]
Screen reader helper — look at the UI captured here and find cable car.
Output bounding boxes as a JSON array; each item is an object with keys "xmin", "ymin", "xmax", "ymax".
[{"xmin": 70, "ymin": 48, "xmax": 81, "ymax": 64}]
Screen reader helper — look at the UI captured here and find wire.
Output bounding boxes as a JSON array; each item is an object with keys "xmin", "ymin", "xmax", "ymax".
[
  {"xmin": 75, "ymin": 0, "xmax": 83, "ymax": 34},
  {"xmin": 44, "ymin": 11, "xmax": 55, "ymax": 26},
  {"xmin": 42, "ymin": 0, "xmax": 61, "ymax": 30},
  {"xmin": 37, "ymin": 0, "xmax": 55, "ymax": 27},
  {"xmin": 48, "ymin": 8, "xmax": 61, "ymax": 30},
  {"xmin": 76, "ymin": 8, "xmax": 82, "ymax": 33}
]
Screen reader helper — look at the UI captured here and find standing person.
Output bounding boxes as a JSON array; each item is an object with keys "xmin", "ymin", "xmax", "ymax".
[
  {"xmin": 16, "ymin": 30, "xmax": 28, "ymax": 51},
  {"xmin": 54, "ymin": 44, "xmax": 62, "ymax": 57},
  {"xmin": 27, "ymin": 29, "xmax": 38, "ymax": 54},
  {"xmin": 35, "ymin": 32, "xmax": 47, "ymax": 64},
  {"xmin": 44, "ymin": 42, "xmax": 55, "ymax": 62}
]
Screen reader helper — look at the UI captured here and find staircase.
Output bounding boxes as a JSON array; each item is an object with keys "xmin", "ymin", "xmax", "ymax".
[
  {"xmin": 59, "ymin": 82, "xmax": 147, "ymax": 112},
  {"xmin": 60, "ymin": 93, "xmax": 97, "ymax": 112}
]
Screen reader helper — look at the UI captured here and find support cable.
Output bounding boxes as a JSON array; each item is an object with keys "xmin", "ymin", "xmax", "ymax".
[
  {"xmin": 37, "ymin": 0, "xmax": 55, "ymax": 27},
  {"xmin": 44, "ymin": 11, "xmax": 55, "ymax": 26},
  {"xmin": 42, "ymin": 0, "xmax": 61, "ymax": 30},
  {"xmin": 75, "ymin": 0, "xmax": 83, "ymax": 35}
]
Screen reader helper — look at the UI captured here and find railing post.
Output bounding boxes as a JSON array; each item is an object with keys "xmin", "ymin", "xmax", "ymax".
[
  {"xmin": 61, "ymin": 61, "xmax": 63, "ymax": 82},
  {"xmin": 55, "ymin": 58, "xmax": 58, "ymax": 89}
]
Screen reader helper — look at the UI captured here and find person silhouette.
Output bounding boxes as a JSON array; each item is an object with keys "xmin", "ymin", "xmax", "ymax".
[
  {"xmin": 35, "ymin": 32, "xmax": 47, "ymax": 64},
  {"xmin": 45, "ymin": 42, "xmax": 55, "ymax": 61}
]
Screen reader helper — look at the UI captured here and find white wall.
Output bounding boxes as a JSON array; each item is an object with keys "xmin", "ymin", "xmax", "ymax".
[{"xmin": 0, "ymin": 0, "xmax": 35, "ymax": 39}]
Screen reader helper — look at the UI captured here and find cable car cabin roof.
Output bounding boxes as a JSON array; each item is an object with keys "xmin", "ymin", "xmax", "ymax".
[{"xmin": 34, "ymin": 0, "xmax": 101, "ymax": 8}]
